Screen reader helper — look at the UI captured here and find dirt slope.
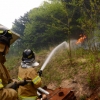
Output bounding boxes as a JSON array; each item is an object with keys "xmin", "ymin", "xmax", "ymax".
[{"xmin": 9, "ymin": 55, "xmax": 100, "ymax": 100}]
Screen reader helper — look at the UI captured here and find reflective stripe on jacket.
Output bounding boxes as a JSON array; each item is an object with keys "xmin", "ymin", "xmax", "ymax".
[
  {"xmin": 32, "ymin": 76, "xmax": 41, "ymax": 85},
  {"xmin": 19, "ymin": 96, "xmax": 37, "ymax": 100},
  {"xmin": 0, "ymin": 79, "xmax": 4, "ymax": 89}
]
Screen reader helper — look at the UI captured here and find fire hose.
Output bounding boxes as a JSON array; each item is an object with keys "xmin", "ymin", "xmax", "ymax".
[
  {"xmin": 38, "ymin": 41, "xmax": 69, "ymax": 76},
  {"xmin": 6, "ymin": 80, "xmax": 49, "ymax": 95}
]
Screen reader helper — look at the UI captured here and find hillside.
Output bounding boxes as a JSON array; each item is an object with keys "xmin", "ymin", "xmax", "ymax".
[{"xmin": 5, "ymin": 44, "xmax": 100, "ymax": 100}]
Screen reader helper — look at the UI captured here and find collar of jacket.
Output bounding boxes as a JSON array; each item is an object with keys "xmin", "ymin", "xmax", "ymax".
[{"xmin": 21, "ymin": 61, "xmax": 39, "ymax": 68}]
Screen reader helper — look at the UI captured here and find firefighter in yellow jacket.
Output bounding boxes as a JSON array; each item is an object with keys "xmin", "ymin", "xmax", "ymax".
[
  {"xmin": 0, "ymin": 25, "xmax": 20, "ymax": 100},
  {"xmin": 18, "ymin": 49, "xmax": 42, "ymax": 100}
]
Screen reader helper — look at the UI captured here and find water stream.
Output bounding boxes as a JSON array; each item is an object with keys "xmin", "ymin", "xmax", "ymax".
[{"xmin": 40, "ymin": 41, "xmax": 74, "ymax": 71}]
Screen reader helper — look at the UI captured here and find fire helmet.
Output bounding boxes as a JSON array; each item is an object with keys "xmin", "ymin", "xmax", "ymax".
[
  {"xmin": 0, "ymin": 30, "xmax": 12, "ymax": 47},
  {"xmin": 22, "ymin": 49, "xmax": 35, "ymax": 63}
]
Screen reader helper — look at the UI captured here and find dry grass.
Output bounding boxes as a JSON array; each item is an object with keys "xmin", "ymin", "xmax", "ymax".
[{"xmin": 38, "ymin": 48, "xmax": 100, "ymax": 99}]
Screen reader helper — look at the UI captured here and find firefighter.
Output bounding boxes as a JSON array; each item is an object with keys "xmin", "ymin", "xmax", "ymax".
[
  {"xmin": 18, "ymin": 49, "xmax": 42, "ymax": 100},
  {"xmin": 0, "ymin": 28, "xmax": 20, "ymax": 100}
]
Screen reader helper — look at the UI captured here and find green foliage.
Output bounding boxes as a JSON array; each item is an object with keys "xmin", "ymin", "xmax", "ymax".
[
  {"xmin": 77, "ymin": 0, "xmax": 100, "ymax": 36},
  {"xmin": 12, "ymin": 12, "xmax": 29, "ymax": 36},
  {"xmin": 24, "ymin": 1, "xmax": 68, "ymax": 49},
  {"xmin": 11, "ymin": 0, "xmax": 100, "ymax": 52}
]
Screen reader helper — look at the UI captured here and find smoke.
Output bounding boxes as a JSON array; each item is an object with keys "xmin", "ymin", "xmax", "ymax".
[{"xmin": 69, "ymin": 39, "xmax": 81, "ymax": 50}]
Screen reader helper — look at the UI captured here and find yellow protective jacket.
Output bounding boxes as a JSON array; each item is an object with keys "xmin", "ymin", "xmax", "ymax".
[
  {"xmin": 0, "ymin": 53, "xmax": 18, "ymax": 100},
  {"xmin": 18, "ymin": 66, "xmax": 42, "ymax": 100}
]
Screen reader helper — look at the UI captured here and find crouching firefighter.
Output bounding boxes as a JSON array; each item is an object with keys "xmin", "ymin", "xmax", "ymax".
[
  {"xmin": 18, "ymin": 49, "xmax": 42, "ymax": 100},
  {"xmin": 0, "ymin": 25, "xmax": 20, "ymax": 100}
]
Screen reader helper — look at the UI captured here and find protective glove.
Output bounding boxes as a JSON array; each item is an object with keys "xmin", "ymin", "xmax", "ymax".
[
  {"xmin": 10, "ymin": 82, "xmax": 19, "ymax": 90},
  {"xmin": 38, "ymin": 70, "xmax": 42, "ymax": 77}
]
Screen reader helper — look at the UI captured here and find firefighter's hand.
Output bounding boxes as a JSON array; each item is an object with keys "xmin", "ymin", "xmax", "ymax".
[
  {"xmin": 38, "ymin": 70, "xmax": 42, "ymax": 76},
  {"xmin": 12, "ymin": 79, "xmax": 19, "ymax": 82},
  {"xmin": 42, "ymin": 94, "xmax": 47, "ymax": 100},
  {"xmin": 10, "ymin": 82, "xmax": 19, "ymax": 90}
]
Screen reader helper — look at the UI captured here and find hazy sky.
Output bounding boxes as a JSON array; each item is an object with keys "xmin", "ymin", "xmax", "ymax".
[{"xmin": 0, "ymin": 0, "xmax": 45, "ymax": 29}]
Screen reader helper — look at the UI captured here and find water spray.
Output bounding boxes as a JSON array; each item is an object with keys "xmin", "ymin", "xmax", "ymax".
[{"xmin": 40, "ymin": 41, "xmax": 69, "ymax": 71}]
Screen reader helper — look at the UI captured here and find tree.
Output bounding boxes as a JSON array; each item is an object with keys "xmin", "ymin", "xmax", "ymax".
[
  {"xmin": 10, "ymin": 12, "xmax": 30, "ymax": 53},
  {"xmin": 12, "ymin": 12, "xmax": 29, "ymax": 36},
  {"xmin": 24, "ymin": 1, "xmax": 68, "ymax": 49},
  {"xmin": 63, "ymin": 0, "xmax": 83, "ymax": 65},
  {"xmin": 77, "ymin": 0, "xmax": 100, "ymax": 51}
]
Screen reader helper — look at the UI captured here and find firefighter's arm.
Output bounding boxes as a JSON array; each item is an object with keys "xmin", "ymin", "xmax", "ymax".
[
  {"xmin": 6, "ymin": 78, "xmax": 27, "ymax": 90},
  {"xmin": 32, "ymin": 75, "xmax": 42, "ymax": 88},
  {"xmin": 6, "ymin": 80, "xmax": 31, "ymax": 90},
  {"xmin": 30, "ymin": 69, "xmax": 42, "ymax": 88}
]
